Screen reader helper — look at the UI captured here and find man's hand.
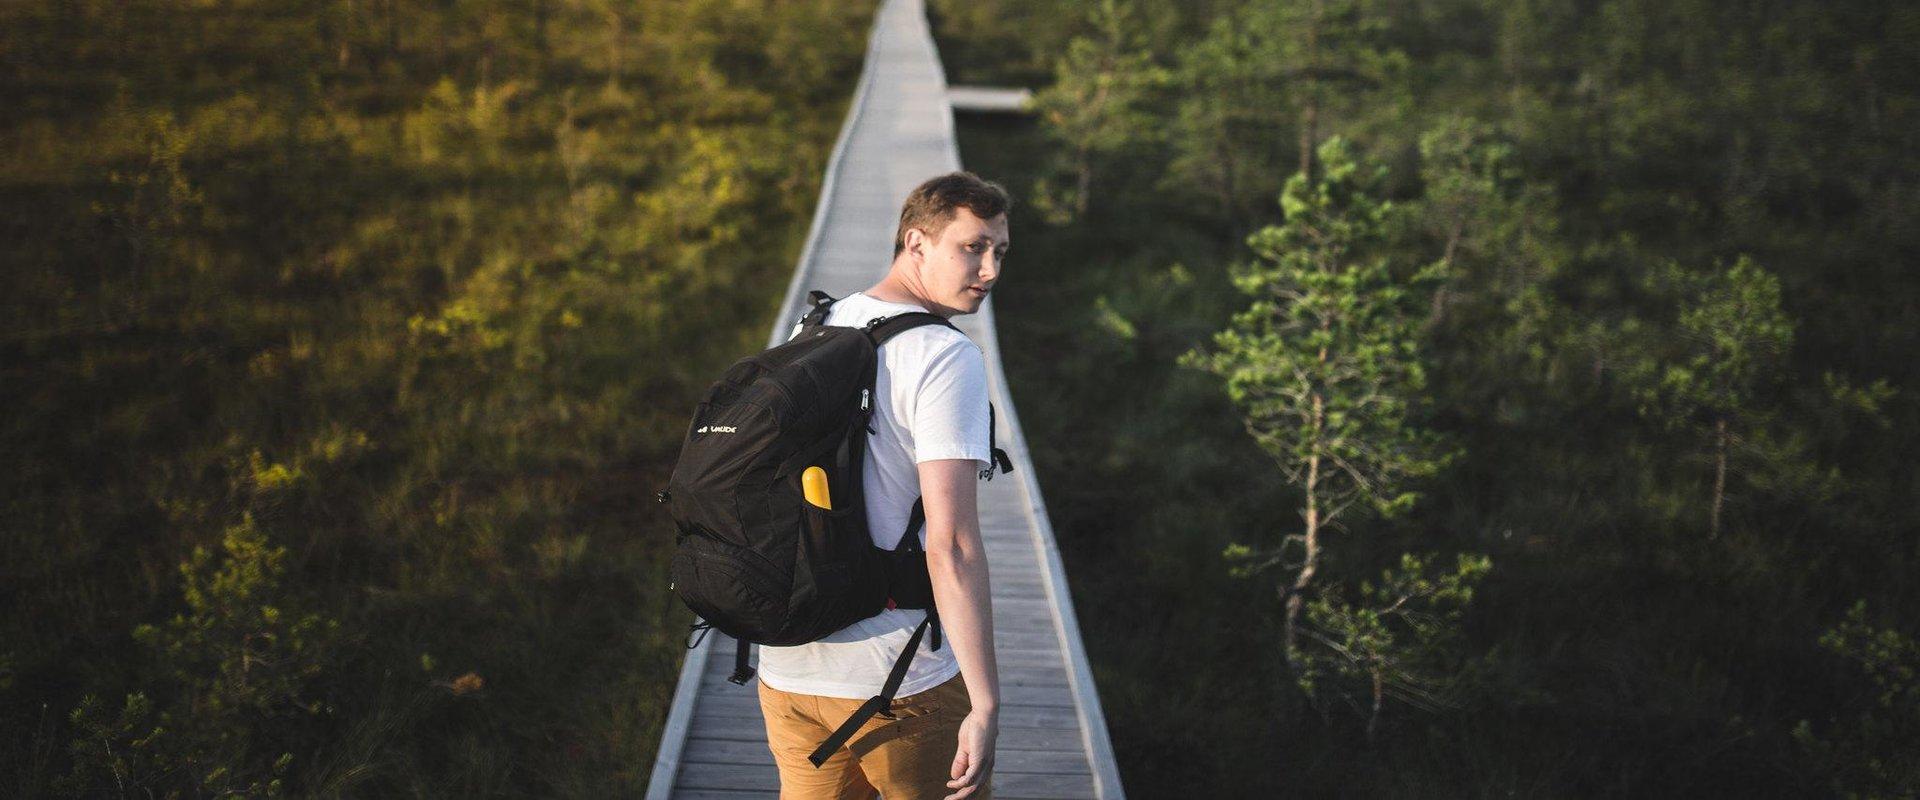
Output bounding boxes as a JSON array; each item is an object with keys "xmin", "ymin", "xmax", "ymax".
[{"xmin": 945, "ymin": 707, "xmax": 997, "ymax": 799}]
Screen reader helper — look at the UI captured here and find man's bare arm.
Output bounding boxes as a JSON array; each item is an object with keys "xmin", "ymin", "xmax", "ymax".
[{"xmin": 919, "ymin": 457, "xmax": 997, "ymax": 798}]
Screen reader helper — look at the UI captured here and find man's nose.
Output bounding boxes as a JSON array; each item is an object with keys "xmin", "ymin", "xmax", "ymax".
[{"xmin": 979, "ymin": 251, "xmax": 999, "ymax": 283}]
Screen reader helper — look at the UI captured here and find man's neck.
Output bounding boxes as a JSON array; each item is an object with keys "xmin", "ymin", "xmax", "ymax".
[{"xmin": 864, "ymin": 268, "xmax": 944, "ymax": 316}]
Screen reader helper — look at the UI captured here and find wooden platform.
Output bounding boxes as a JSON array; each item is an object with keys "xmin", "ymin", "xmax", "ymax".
[
  {"xmin": 645, "ymin": 0, "xmax": 1122, "ymax": 797},
  {"xmin": 948, "ymin": 85, "xmax": 1035, "ymax": 114}
]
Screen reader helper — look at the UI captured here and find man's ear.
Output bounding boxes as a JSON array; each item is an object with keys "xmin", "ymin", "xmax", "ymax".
[{"xmin": 904, "ymin": 226, "xmax": 928, "ymax": 263}]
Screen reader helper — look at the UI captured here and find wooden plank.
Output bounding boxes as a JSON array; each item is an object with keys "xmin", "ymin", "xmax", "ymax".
[
  {"xmin": 995, "ymin": 770, "xmax": 1098, "ymax": 799},
  {"xmin": 681, "ymin": 737, "xmax": 776, "ymax": 765},
  {"xmin": 997, "ymin": 705, "xmax": 1083, "ymax": 730},
  {"xmin": 998, "ymin": 683, "xmax": 1080, "ymax": 707},
  {"xmin": 1000, "ymin": 665, "xmax": 1070, "ymax": 686},
  {"xmin": 992, "ymin": 608, "xmax": 1058, "ymax": 626},
  {"xmin": 990, "ymin": 581, "xmax": 1051, "ymax": 598},
  {"xmin": 993, "ymin": 648, "xmax": 1068, "ymax": 669},
  {"xmin": 672, "ymin": 790, "xmax": 778, "ymax": 800},
  {"xmin": 678, "ymin": 762, "xmax": 778, "ymax": 791},
  {"xmin": 993, "ymin": 726, "xmax": 1088, "ymax": 752},
  {"xmin": 992, "ymin": 598, "xmax": 1056, "ymax": 615},
  {"xmin": 987, "ymin": 566, "xmax": 1048, "ymax": 584},
  {"xmin": 993, "ymin": 749, "xmax": 1097, "ymax": 774},
  {"xmin": 689, "ymin": 714, "xmax": 777, "ymax": 742},
  {"xmin": 994, "ymin": 629, "xmax": 1064, "ymax": 650},
  {"xmin": 990, "ymin": 618, "xmax": 1060, "ymax": 635},
  {"xmin": 980, "ymin": 512, "xmax": 1037, "ymax": 528},
  {"xmin": 697, "ymin": 710, "xmax": 775, "ymax": 726},
  {"xmin": 689, "ymin": 693, "xmax": 765, "ymax": 717}
]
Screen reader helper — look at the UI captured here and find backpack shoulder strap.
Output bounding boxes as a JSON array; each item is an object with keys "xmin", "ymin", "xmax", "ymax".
[
  {"xmin": 799, "ymin": 290, "xmax": 838, "ymax": 329},
  {"xmin": 862, "ymin": 313, "xmax": 1015, "ymax": 479},
  {"xmin": 862, "ymin": 312, "xmax": 957, "ymax": 346}
]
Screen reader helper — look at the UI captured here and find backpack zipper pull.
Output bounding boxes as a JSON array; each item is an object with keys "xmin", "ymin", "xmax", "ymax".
[{"xmin": 860, "ymin": 388, "xmax": 871, "ymax": 412}]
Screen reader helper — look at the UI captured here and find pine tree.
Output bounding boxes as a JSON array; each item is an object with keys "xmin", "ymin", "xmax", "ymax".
[
  {"xmin": 1163, "ymin": 0, "xmax": 1398, "ymax": 227},
  {"xmin": 1030, "ymin": 0, "xmax": 1168, "ymax": 223},
  {"xmin": 1164, "ymin": 13, "xmax": 1289, "ymax": 228},
  {"xmin": 1243, "ymin": 0, "xmax": 1400, "ymax": 181},
  {"xmin": 1414, "ymin": 116, "xmax": 1563, "ymax": 330},
  {"xmin": 1182, "ymin": 137, "xmax": 1456, "ymax": 670},
  {"xmin": 1296, "ymin": 552, "xmax": 1491, "ymax": 742},
  {"xmin": 1625, "ymin": 255, "xmax": 1793, "ymax": 538},
  {"xmin": 1793, "ymin": 601, "xmax": 1920, "ymax": 798}
]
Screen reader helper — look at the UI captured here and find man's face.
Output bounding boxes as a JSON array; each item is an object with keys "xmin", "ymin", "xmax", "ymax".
[{"xmin": 908, "ymin": 207, "xmax": 1009, "ymax": 317}]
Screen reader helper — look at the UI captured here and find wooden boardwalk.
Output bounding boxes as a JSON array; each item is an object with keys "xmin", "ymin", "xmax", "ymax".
[{"xmin": 645, "ymin": 0, "xmax": 1123, "ymax": 797}]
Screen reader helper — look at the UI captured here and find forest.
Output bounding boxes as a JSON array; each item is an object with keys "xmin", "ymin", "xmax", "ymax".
[
  {"xmin": 936, "ymin": 0, "xmax": 1918, "ymax": 796},
  {"xmin": 2, "ymin": 0, "xmax": 1916, "ymax": 797}
]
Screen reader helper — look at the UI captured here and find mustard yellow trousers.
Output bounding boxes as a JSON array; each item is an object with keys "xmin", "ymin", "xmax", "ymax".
[{"xmin": 758, "ymin": 673, "xmax": 989, "ymax": 800}]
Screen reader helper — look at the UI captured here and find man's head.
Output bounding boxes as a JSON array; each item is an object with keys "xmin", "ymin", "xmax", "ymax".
[{"xmin": 889, "ymin": 171, "xmax": 1011, "ymax": 317}]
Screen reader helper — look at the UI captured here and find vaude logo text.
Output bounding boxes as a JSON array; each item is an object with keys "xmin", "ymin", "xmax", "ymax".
[{"xmin": 696, "ymin": 425, "xmax": 738, "ymax": 434}]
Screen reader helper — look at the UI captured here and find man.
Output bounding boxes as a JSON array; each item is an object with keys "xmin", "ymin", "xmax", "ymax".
[{"xmin": 757, "ymin": 172, "xmax": 1009, "ymax": 800}]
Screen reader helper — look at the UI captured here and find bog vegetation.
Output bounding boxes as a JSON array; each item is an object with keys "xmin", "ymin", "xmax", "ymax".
[
  {"xmin": 936, "ymin": 0, "xmax": 1919, "ymax": 796},
  {"xmin": 7, "ymin": 0, "xmax": 1919, "ymax": 796},
  {"xmin": 1, "ymin": 1, "xmax": 872, "ymax": 795}
]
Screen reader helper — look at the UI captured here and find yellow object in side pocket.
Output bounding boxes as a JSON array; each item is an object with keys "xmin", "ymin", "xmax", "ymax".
[{"xmin": 802, "ymin": 466, "xmax": 832, "ymax": 510}]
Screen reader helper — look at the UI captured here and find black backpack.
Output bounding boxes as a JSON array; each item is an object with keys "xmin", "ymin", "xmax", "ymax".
[{"xmin": 659, "ymin": 290, "xmax": 1012, "ymax": 766}]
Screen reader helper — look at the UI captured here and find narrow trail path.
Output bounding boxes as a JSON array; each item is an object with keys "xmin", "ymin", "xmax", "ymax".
[{"xmin": 645, "ymin": 1, "xmax": 1122, "ymax": 797}]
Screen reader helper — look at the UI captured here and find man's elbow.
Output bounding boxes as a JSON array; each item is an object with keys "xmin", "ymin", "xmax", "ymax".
[{"xmin": 924, "ymin": 531, "xmax": 987, "ymax": 576}]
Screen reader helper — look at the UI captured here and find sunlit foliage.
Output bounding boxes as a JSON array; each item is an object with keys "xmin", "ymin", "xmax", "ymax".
[{"xmin": 1, "ymin": 1, "xmax": 873, "ymax": 794}]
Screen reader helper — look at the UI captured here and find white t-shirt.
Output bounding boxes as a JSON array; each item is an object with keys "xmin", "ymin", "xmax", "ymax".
[{"xmin": 755, "ymin": 292, "xmax": 993, "ymax": 699}]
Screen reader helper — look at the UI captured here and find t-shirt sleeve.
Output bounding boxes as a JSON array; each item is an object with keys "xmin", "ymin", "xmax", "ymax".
[{"xmin": 907, "ymin": 339, "xmax": 993, "ymax": 468}]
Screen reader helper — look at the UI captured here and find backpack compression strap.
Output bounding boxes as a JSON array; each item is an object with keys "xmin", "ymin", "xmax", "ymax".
[
  {"xmin": 983, "ymin": 403, "xmax": 1014, "ymax": 481},
  {"xmin": 806, "ymin": 608, "xmax": 940, "ymax": 767}
]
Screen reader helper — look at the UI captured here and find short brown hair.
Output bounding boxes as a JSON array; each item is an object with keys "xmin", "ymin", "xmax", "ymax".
[{"xmin": 892, "ymin": 171, "xmax": 1011, "ymax": 257}]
